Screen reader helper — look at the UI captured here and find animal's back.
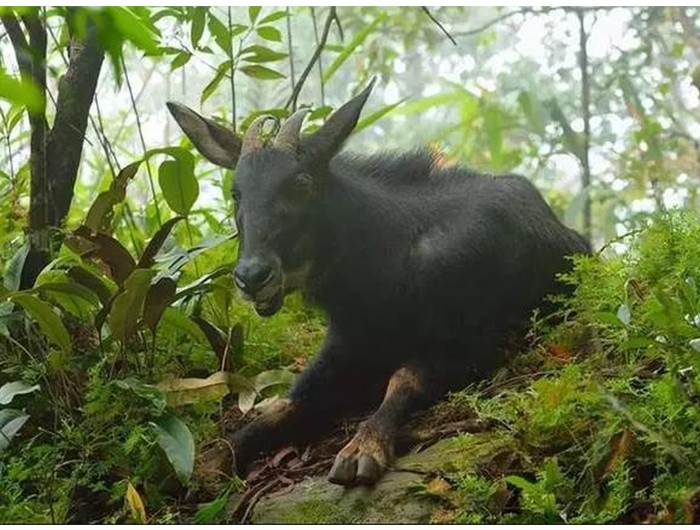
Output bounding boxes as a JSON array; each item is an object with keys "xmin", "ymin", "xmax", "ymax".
[{"xmin": 323, "ymin": 149, "xmax": 590, "ymax": 351}]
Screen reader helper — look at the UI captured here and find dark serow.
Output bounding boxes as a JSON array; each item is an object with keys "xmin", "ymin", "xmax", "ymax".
[{"xmin": 167, "ymin": 79, "xmax": 591, "ymax": 487}]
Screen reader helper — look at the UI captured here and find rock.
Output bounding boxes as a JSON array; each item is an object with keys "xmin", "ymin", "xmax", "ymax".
[{"xmin": 248, "ymin": 431, "xmax": 514, "ymax": 524}]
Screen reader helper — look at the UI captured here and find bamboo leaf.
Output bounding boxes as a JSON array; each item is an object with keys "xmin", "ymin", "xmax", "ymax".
[{"xmin": 323, "ymin": 12, "xmax": 388, "ymax": 84}]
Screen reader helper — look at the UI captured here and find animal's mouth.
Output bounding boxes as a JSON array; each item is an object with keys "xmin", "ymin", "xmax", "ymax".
[{"xmin": 253, "ymin": 289, "xmax": 284, "ymax": 317}]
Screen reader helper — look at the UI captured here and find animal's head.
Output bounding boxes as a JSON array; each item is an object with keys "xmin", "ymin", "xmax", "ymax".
[{"xmin": 167, "ymin": 80, "xmax": 374, "ymax": 316}]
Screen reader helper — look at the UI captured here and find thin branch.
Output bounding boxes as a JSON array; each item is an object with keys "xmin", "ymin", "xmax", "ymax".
[
  {"xmin": 284, "ymin": 6, "xmax": 336, "ymax": 111},
  {"xmin": 421, "ymin": 7, "xmax": 457, "ymax": 46},
  {"xmin": 310, "ymin": 8, "xmax": 325, "ymax": 107},
  {"xmin": 122, "ymin": 55, "xmax": 162, "ymax": 227},
  {"xmin": 286, "ymin": 7, "xmax": 296, "ymax": 92},
  {"xmin": 1, "ymin": 14, "xmax": 31, "ymax": 75},
  {"xmin": 452, "ymin": 8, "xmax": 536, "ymax": 38},
  {"xmin": 577, "ymin": 8, "xmax": 592, "ymax": 241},
  {"xmin": 227, "ymin": 7, "xmax": 237, "ymax": 132},
  {"xmin": 0, "ymin": 107, "xmax": 16, "ymax": 189}
]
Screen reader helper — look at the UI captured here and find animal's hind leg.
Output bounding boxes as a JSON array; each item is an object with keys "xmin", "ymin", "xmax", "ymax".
[
  {"xmin": 327, "ymin": 364, "xmax": 434, "ymax": 486},
  {"xmin": 327, "ymin": 357, "xmax": 492, "ymax": 486}
]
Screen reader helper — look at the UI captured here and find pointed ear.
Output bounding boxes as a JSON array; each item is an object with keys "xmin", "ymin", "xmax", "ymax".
[
  {"xmin": 166, "ymin": 102, "xmax": 242, "ymax": 169},
  {"xmin": 301, "ymin": 78, "xmax": 376, "ymax": 162}
]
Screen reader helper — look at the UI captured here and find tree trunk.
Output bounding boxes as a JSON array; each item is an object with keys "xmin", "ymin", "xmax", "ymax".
[{"xmin": 1, "ymin": 11, "xmax": 104, "ymax": 288}]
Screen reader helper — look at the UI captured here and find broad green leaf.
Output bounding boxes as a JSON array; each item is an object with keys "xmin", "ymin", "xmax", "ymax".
[
  {"xmin": 143, "ymin": 277, "xmax": 177, "ymax": 331},
  {"xmin": 67, "ymin": 228, "xmax": 136, "ymax": 285},
  {"xmin": 208, "ymin": 15, "xmax": 233, "ymax": 55},
  {"xmin": 138, "ymin": 216, "xmax": 185, "ymax": 268},
  {"xmin": 248, "ymin": 6, "xmax": 261, "ymax": 24},
  {"xmin": 191, "ymin": 316, "xmax": 227, "ymax": 357},
  {"xmin": 9, "ymin": 294, "xmax": 71, "ymax": 353},
  {"xmin": 240, "ymin": 64, "xmax": 285, "ymax": 80},
  {"xmin": 3, "ymin": 244, "xmax": 29, "ymax": 292},
  {"xmin": 0, "ymin": 381, "xmax": 40, "ymax": 405},
  {"xmin": 190, "ymin": 6, "xmax": 207, "ymax": 48},
  {"xmin": 240, "ymin": 44, "xmax": 287, "ymax": 63},
  {"xmin": 156, "ymin": 371, "xmax": 234, "ymax": 407},
  {"xmin": 323, "ymin": 12, "xmax": 388, "ymax": 84},
  {"xmin": 0, "ymin": 71, "xmax": 45, "ymax": 115},
  {"xmin": 256, "ymin": 26, "xmax": 281, "ymax": 42},
  {"xmin": 33, "ymin": 281, "xmax": 101, "ymax": 307},
  {"xmin": 110, "ymin": 7, "xmax": 160, "ymax": 55},
  {"xmin": 150, "ymin": 413, "xmax": 195, "ymax": 484},
  {"xmin": 259, "ymin": 10, "xmax": 287, "ymax": 25},
  {"xmin": 108, "ymin": 268, "xmax": 156, "ymax": 341},
  {"xmin": 67, "ymin": 266, "xmax": 114, "ymax": 305},
  {"xmin": 159, "ymin": 159, "xmax": 199, "ymax": 215},
  {"xmin": 254, "ymin": 369, "xmax": 295, "ymax": 393},
  {"xmin": 0, "ymin": 409, "xmax": 30, "ymax": 452}
]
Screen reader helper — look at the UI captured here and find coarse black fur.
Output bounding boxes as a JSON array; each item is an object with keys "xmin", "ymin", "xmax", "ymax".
[
  {"xmin": 290, "ymin": 148, "xmax": 590, "ymax": 405},
  {"xmin": 167, "ymin": 84, "xmax": 592, "ymax": 485}
]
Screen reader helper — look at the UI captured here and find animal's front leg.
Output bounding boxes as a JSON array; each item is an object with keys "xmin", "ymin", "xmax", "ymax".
[
  {"xmin": 328, "ymin": 366, "xmax": 429, "ymax": 486},
  {"xmin": 226, "ymin": 331, "xmax": 387, "ymax": 475}
]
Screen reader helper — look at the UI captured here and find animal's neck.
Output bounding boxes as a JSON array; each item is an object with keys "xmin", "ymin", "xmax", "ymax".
[{"xmin": 306, "ymin": 164, "xmax": 408, "ymax": 316}]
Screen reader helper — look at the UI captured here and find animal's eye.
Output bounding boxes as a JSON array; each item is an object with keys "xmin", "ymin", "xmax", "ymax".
[{"xmin": 287, "ymin": 173, "xmax": 313, "ymax": 200}]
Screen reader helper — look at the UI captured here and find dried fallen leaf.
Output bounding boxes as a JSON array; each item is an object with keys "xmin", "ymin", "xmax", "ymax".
[{"xmin": 125, "ymin": 482, "xmax": 147, "ymax": 523}]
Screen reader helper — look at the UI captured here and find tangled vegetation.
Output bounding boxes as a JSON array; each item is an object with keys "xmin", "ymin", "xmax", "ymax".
[{"xmin": 2, "ymin": 5, "xmax": 700, "ymax": 524}]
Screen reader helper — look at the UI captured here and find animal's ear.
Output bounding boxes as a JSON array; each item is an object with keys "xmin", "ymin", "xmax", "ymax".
[
  {"xmin": 166, "ymin": 102, "xmax": 241, "ymax": 169},
  {"xmin": 301, "ymin": 78, "xmax": 375, "ymax": 162}
]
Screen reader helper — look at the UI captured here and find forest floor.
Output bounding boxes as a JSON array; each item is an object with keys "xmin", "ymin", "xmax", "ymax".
[{"xmin": 3, "ymin": 212, "xmax": 700, "ymax": 524}]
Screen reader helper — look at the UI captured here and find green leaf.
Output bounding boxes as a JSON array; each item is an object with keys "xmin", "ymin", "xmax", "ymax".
[
  {"xmin": 158, "ymin": 159, "xmax": 199, "ymax": 215},
  {"xmin": 194, "ymin": 489, "xmax": 230, "ymax": 524},
  {"xmin": 32, "ymin": 281, "xmax": 101, "ymax": 307},
  {"xmin": 66, "ymin": 266, "xmax": 113, "ymax": 306},
  {"xmin": 323, "ymin": 12, "xmax": 388, "ymax": 84},
  {"xmin": 150, "ymin": 413, "xmax": 195, "ymax": 484},
  {"xmin": 3, "ymin": 244, "xmax": 29, "ymax": 292},
  {"xmin": 356, "ymin": 99, "xmax": 405, "ymax": 132},
  {"xmin": 248, "ymin": 6, "xmax": 261, "ymax": 24},
  {"xmin": 170, "ymin": 51, "xmax": 192, "ymax": 71},
  {"xmin": 0, "ymin": 381, "xmax": 40, "ymax": 405},
  {"xmin": 201, "ymin": 60, "xmax": 231, "ymax": 104},
  {"xmin": 110, "ymin": 7, "xmax": 161, "ymax": 55},
  {"xmin": 108, "ymin": 268, "xmax": 157, "ymax": 341},
  {"xmin": 143, "ymin": 277, "xmax": 177, "ymax": 331},
  {"xmin": 259, "ymin": 10, "xmax": 287, "ymax": 25},
  {"xmin": 240, "ymin": 64, "xmax": 285, "ymax": 80},
  {"xmin": 138, "ymin": 216, "xmax": 185, "ymax": 268},
  {"xmin": 256, "ymin": 26, "xmax": 281, "ymax": 42},
  {"xmin": 208, "ymin": 15, "xmax": 233, "ymax": 55},
  {"xmin": 240, "ymin": 44, "xmax": 287, "ymax": 63},
  {"xmin": 190, "ymin": 6, "xmax": 207, "ymax": 48},
  {"xmin": 254, "ymin": 369, "xmax": 295, "ymax": 393},
  {"xmin": 0, "ymin": 409, "xmax": 30, "ymax": 453},
  {"xmin": 67, "ymin": 228, "xmax": 136, "ymax": 285},
  {"xmin": 0, "ymin": 71, "xmax": 45, "ymax": 115},
  {"xmin": 9, "ymin": 293, "xmax": 71, "ymax": 353}
]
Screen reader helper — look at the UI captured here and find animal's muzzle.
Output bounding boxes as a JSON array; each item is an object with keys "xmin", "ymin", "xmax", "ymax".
[{"xmin": 234, "ymin": 257, "xmax": 274, "ymax": 296}]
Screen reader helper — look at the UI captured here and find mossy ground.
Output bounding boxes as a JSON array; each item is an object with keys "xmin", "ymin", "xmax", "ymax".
[{"xmin": 3, "ymin": 212, "xmax": 700, "ymax": 523}]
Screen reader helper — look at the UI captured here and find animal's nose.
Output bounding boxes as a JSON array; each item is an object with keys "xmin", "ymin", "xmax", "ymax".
[{"xmin": 234, "ymin": 258, "xmax": 274, "ymax": 294}]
